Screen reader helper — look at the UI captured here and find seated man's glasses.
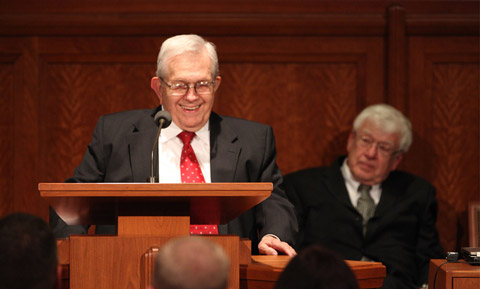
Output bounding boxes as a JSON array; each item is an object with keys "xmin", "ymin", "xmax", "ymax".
[
  {"xmin": 160, "ymin": 78, "xmax": 215, "ymax": 97},
  {"xmin": 355, "ymin": 133, "xmax": 398, "ymax": 157}
]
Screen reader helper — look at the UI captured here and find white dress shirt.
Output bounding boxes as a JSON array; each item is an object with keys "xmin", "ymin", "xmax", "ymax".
[
  {"xmin": 157, "ymin": 119, "xmax": 280, "ymax": 241},
  {"xmin": 158, "ymin": 121, "xmax": 211, "ymax": 183},
  {"xmin": 340, "ymin": 158, "xmax": 381, "ymax": 207}
]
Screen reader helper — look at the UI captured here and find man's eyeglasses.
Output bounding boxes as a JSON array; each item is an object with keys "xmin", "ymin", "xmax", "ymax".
[
  {"xmin": 160, "ymin": 78, "xmax": 215, "ymax": 97},
  {"xmin": 355, "ymin": 133, "xmax": 398, "ymax": 157}
]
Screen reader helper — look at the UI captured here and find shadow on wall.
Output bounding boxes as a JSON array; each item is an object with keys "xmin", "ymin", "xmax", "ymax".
[{"xmin": 321, "ymin": 130, "xmax": 351, "ymax": 167}]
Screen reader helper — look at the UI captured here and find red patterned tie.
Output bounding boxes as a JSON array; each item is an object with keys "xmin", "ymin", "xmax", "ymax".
[{"xmin": 178, "ymin": 131, "xmax": 218, "ymax": 235}]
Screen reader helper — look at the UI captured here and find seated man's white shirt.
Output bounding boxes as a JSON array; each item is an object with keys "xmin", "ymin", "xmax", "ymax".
[{"xmin": 158, "ymin": 121, "xmax": 211, "ymax": 183}]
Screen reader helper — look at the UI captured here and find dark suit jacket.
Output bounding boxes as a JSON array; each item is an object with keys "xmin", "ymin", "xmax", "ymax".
[
  {"xmin": 50, "ymin": 107, "xmax": 297, "ymax": 253},
  {"xmin": 283, "ymin": 157, "xmax": 444, "ymax": 289}
]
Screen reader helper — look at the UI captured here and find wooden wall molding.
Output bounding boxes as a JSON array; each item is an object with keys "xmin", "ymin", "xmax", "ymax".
[
  {"xmin": 0, "ymin": 59, "xmax": 15, "ymax": 215},
  {"xmin": 1, "ymin": 13, "xmax": 477, "ymax": 36},
  {"xmin": 387, "ymin": 5, "xmax": 407, "ymax": 108},
  {"xmin": 0, "ymin": 1, "xmax": 477, "ymax": 36}
]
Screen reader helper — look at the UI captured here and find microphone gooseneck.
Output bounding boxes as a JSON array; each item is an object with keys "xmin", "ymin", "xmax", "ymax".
[{"xmin": 148, "ymin": 111, "xmax": 172, "ymax": 183}]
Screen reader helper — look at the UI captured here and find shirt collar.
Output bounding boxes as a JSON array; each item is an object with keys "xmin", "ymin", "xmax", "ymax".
[
  {"xmin": 341, "ymin": 158, "xmax": 381, "ymax": 191},
  {"xmin": 161, "ymin": 120, "xmax": 210, "ymax": 145}
]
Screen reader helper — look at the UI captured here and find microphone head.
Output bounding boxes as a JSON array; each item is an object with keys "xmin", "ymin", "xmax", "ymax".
[{"xmin": 154, "ymin": 111, "xmax": 172, "ymax": 128}]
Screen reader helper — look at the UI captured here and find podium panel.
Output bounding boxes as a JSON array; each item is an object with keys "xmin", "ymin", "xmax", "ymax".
[
  {"xmin": 68, "ymin": 235, "xmax": 240, "ymax": 289},
  {"xmin": 57, "ymin": 240, "xmax": 386, "ymax": 289}
]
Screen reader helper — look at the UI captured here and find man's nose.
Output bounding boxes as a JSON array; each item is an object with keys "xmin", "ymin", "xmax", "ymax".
[
  {"xmin": 184, "ymin": 86, "xmax": 199, "ymax": 101},
  {"xmin": 365, "ymin": 143, "xmax": 378, "ymax": 158}
]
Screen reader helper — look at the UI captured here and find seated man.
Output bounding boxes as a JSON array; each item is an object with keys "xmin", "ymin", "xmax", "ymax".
[
  {"xmin": 284, "ymin": 104, "xmax": 444, "ymax": 288},
  {"xmin": 0, "ymin": 212, "xmax": 61, "ymax": 289},
  {"xmin": 50, "ymin": 34, "xmax": 297, "ymax": 256},
  {"xmin": 149, "ymin": 236, "xmax": 229, "ymax": 289}
]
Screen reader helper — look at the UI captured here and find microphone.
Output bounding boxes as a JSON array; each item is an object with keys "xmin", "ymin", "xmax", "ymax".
[{"xmin": 147, "ymin": 110, "xmax": 172, "ymax": 183}]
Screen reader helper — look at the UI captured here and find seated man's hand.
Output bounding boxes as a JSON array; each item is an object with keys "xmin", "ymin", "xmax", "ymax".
[{"xmin": 258, "ymin": 235, "xmax": 297, "ymax": 256}]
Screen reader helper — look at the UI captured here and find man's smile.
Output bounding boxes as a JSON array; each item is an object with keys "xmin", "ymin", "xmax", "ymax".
[{"xmin": 181, "ymin": 105, "xmax": 200, "ymax": 111}]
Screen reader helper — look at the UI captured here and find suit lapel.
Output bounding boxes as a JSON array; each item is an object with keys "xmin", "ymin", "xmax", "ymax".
[
  {"xmin": 209, "ymin": 112, "xmax": 240, "ymax": 182},
  {"xmin": 127, "ymin": 108, "xmax": 160, "ymax": 182},
  {"xmin": 208, "ymin": 112, "xmax": 240, "ymax": 234},
  {"xmin": 327, "ymin": 158, "xmax": 357, "ymax": 210}
]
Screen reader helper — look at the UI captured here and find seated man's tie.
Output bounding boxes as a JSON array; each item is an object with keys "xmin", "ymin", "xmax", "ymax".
[
  {"xmin": 178, "ymin": 131, "xmax": 218, "ymax": 235},
  {"xmin": 357, "ymin": 184, "xmax": 375, "ymax": 261},
  {"xmin": 356, "ymin": 184, "xmax": 374, "ymax": 236}
]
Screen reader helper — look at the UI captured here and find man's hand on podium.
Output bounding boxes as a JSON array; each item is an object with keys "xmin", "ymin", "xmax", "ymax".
[{"xmin": 258, "ymin": 235, "xmax": 297, "ymax": 256}]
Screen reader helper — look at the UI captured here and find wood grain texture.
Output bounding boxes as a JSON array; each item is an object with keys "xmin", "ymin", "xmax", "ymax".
[
  {"xmin": 0, "ymin": 58, "xmax": 15, "ymax": 215},
  {"xmin": 0, "ymin": 1, "xmax": 477, "ymax": 36},
  {"xmin": 469, "ymin": 202, "xmax": 480, "ymax": 247},
  {"xmin": 0, "ymin": 0, "xmax": 477, "ymax": 257},
  {"xmin": 406, "ymin": 36, "xmax": 479, "ymax": 251},
  {"xmin": 428, "ymin": 259, "xmax": 480, "ymax": 289},
  {"xmin": 387, "ymin": 5, "xmax": 407, "ymax": 108},
  {"xmin": 240, "ymin": 256, "xmax": 386, "ymax": 289},
  {"xmin": 69, "ymin": 235, "xmax": 240, "ymax": 289},
  {"xmin": 214, "ymin": 36, "xmax": 385, "ymax": 173},
  {"xmin": 39, "ymin": 56, "xmax": 158, "ymax": 183},
  {"xmin": 39, "ymin": 183, "xmax": 271, "ymax": 227}
]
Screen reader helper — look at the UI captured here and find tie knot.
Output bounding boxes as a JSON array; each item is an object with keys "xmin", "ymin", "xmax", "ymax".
[
  {"xmin": 358, "ymin": 184, "xmax": 372, "ymax": 194},
  {"xmin": 178, "ymin": 131, "xmax": 195, "ymax": 145}
]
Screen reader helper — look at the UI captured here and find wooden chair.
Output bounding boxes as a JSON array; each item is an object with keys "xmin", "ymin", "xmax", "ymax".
[{"xmin": 468, "ymin": 201, "xmax": 480, "ymax": 247}]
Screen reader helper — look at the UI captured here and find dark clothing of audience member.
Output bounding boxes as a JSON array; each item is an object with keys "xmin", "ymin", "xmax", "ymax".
[
  {"xmin": 0, "ymin": 212, "xmax": 60, "ymax": 289},
  {"xmin": 274, "ymin": 245, "xmax": 359, "ymax": 289}
]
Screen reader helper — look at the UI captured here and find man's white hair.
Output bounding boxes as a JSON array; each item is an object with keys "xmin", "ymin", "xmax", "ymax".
[
  {"xmin": 156, "ymin": 34, "xmax": 219, "ymax": 80},
  {"xmin": 353, "ymin": 103, "xmax": 413, "ymax": 152}
]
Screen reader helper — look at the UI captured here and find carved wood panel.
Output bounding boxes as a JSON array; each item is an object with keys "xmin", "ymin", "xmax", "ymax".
[
  {"xmin": 39, "ymin": 60, "xmax": 158, "ymax": 183},
  {"xmin": 405, "ymin": 36, "xmax": 479, "ymax": 251},
  {"xmin": 214, "ymin": 36, "xmax": 385, "ymax": 173}
]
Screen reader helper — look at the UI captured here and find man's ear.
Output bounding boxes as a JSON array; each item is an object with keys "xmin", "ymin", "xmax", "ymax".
[
  {"xmin": 390, "ymin": 153, "xmax": 404, "ymax": 171},
  {"xmin": 346, "ymin": 131, "xmax": 355, "ymax": 153},
  {"xmin": 214, "ymin": 75, "xmax": 221, "ymax": 92},
  {"xmin": 151, "ymin": 77, "xmax": 163, "ymax": 104}
]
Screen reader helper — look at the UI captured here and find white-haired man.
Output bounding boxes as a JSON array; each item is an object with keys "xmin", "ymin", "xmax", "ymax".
[
  {"xmin": 51, "ymin": 34, "xmax": 298, "ymax": 256},
  {"xmin": 284, "ymin": 104, "xmax": 444, "ymax": 289}
]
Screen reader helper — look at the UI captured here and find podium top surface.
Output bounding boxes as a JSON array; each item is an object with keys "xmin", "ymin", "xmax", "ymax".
[
  {"xmin": 40, "ymin": 182, "xmax": 272, "ymax": 226},
  {"xmin": 243, "ymin": 256, "xmax": 386, "ymax": 288},
  {"xmin": 39, "ymin": 182, "xmax": 272, "ymax": 196}
]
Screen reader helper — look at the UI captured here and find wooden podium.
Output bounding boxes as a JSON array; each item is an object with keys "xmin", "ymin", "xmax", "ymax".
[{"xmin": 40, "ymin": 182, "xmax": 272, "ymax": 289}]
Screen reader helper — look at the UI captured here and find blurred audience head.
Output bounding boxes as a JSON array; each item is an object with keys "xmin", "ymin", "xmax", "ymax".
[
  {"xmin": 274, "ymin": 245, "xmax": 359, "ymax": 289},
  {"xmin": 150, "ymin": 236, "xmax": 230, "ymax": 289},
  {"xmin": 0, "ymin": 212, "xmax": 60, "ymax": 289}
]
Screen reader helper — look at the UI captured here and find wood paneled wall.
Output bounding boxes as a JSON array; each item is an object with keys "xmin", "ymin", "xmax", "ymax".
[{"xmin": 0, "ymin": 0, "xmax": 478, "ymax": 252}]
